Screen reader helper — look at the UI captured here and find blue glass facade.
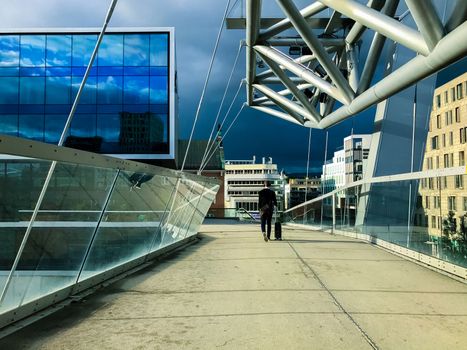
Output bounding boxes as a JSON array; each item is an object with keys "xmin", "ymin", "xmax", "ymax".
[{"xmin": 0, "ymin": 29, "xmax": 173, "ymax": 157}]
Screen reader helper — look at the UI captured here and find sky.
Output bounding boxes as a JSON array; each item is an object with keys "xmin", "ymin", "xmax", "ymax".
[{"xmin": 0, "ymin": 0, "xmax": 464, "ymax": 175}]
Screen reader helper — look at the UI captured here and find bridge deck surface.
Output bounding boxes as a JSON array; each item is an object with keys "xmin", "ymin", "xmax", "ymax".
[{"xmin": 1, "ymin": 224, "xmax": 466, "ymax": 349}]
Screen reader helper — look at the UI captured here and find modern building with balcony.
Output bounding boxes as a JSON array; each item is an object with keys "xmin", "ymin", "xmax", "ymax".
[{"xmin": 224, "ymin": 156, "xmax": 285, "ymax": 214}]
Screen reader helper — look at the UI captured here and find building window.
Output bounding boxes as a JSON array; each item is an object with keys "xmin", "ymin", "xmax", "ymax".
[
  {"xmin": 455, "ymin": 175, "xmax": 464, "ymax": 189},
  {"xmin": 436, "ymin": 114, "xmax": 441, "ymax": 128},
  {"xmin": 435, "ymin": 94, "xmax": 441, "ymax": 108},
  {"xmin": 451, "ymin": 87, "xmax": 456, "ymax": 101},
  {"xmin": 444, "ymin": 154, "xmax": 450, "ymax": 168},
  {"xmin": 460, "ymin": 151, "xmax": 465, "ymax": 166},
  {"xmin": 455, "ymin": 107, "xmax": 460, "ymax": 122},
  {"xmin": 425, "ymin": 196, "xmax": 430, "ymax": 209},
  {"xmin": 431, "ymin": 216, "xmax": 436, "ymax": 228},
  {"xmin": 444, "ymin": 90, "xmax": 449, "ymax": 104},
  {"xmin": 431, "ymin": 136, "xmax": 439, "ymax": 150},
  {"xmin": 434, "ymin": 196, "xmax": 441, "ymax": 209},
  {"xmin": 436, "ymin": 156, "xmax": 440, "ymax": 169},
  {"xmin": 428, "ymin": 178, "xmax": 434, "ymax": 189},
  {"xmin": 450, "ymin": 132, "xmax": 453, "ymax": 146},
  {"xmin": 459, "ymin": 127, "xmax": 467, "ymax": 143},
  {"xmin": 448, "ymin": 196, "xmax": 457, "ymax": 211},
  {"xmin": 457, "ymin": 83, "xmax": 463, "ymax": 99},
  {"xmin": 464, "ymin": 197, "xmax": 467, "ymax": 211},
  {"xmin": 442, "ymin": 134, "xmax": 446, "ymax": 147}
]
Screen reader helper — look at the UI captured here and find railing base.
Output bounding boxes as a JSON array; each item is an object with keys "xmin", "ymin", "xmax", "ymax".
[
  {"xmin": 0, "ymin": 234, "xmax": 200, "ymax": 337},
  {"xmin": 285, "ymin": 223, "xmax": 467, "ymax": 281}
]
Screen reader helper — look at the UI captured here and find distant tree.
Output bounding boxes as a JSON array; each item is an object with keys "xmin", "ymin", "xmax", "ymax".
[{"xmin": 442, "ymin": 211, "xmax": 457, "ymax": 242}]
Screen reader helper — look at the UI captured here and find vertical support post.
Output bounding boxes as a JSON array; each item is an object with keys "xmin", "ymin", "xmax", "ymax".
[
  {"xmin": 332, "ymin": 193, "xmax": 336, "ymax": 234},
  {"xmin": 75, "ymin": 169, "xmax": 120, "ymax": 283}
]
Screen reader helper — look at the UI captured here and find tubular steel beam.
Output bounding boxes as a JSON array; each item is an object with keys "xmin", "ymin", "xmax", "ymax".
[
  {"xmin": 253, "ymin": 84, "xmax": 309, "ymax": 123},
  {"xmin": 254, "ymin": 83, "xmax": 313, "ymax": 103},
  {"xmin": 246, "ymin": 0, "xmax": 262, "ymax": 105},
  {"xmin": 250, "ymin": 105, "xmax": 306, "ymax": 126},
  {"xmin": 405, "ymin": 0, "xmax": 444, "ymax": 51},
  {"xmin": 318, "ymin": 0, "xmax": 430, "ymax": 55},
  {"xmin": 319, "ymin": 21, "xmax": 467, "ymax": 128},
  {"xmin": 357, "ymin": 0, "xmax": 399, "ymax": 94},
  {"xmin": 264, "ymin": 38, "xmax": 345, "ymax": 47},
  {"xmin": 258, "ymin": 2, "xmax": 327, "ymax": 41},
  {"xmin": 254, "ymin": 45, "xmax": 345, "ymax": 104},
  {"xmin": 259, "ymin": 53, "xmax": 321, "ymax": 122},
  {"xmin": 277, "ymin": 0, "xmax": 355, "ymax": 105},
  {"xmin": 446, "ymin": 0, "xmax": 467, "ymax": 33},
  {"xmin": 345, "ymin": 0, "xmax": 386, "ymax": 45}
]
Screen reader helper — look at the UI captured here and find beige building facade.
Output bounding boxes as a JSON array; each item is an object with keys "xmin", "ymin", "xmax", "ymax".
[{"xmin": 417, "ymin": 72, "xmax": 467, "ymax": 237}]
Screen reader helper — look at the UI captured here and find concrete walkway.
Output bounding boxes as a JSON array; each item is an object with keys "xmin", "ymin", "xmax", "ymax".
[{"xmin": 1, "ymin": 224, "xmax": 467, "ymax": 349}]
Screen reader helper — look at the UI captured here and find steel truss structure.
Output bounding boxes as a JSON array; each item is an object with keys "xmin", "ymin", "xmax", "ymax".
[{"xmin": 245, "ymin": 0, "xmax": 467, "ymax": 128}]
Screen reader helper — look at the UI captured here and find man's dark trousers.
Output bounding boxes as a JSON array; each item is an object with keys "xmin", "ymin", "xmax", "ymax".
[{"xmin": 261, "ymin": 211, "xmax": 273, "ymax": 239}]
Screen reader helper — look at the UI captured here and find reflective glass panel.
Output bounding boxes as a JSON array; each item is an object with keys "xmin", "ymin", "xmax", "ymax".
[
  {"xmin": 46, "ymin": 35, "xmax": 72, "ymax": 67},
  {"xmin": 71, "ymin": 76, "xmax": 97, "ymax": 105},
  {"xmin": 70, "ymin": 114, "xmax": 97, "ymax": 138},
  {"xmin": 124, "ymin": 75, "xmax": 149, "ymax": 104},
  {"xmin": 149, "ymin": 76, "xmax": 167, "ymax": 104},
  {"xmin": 72, "ymin": 35, "xmax": 97, "ymax": 67},
  {"xmin": 0, "ymin": 163, "xmax": 116, "ymax": 312},
  {"xmin": 19, "ymin": 77, "xmax": 45, "ymax": 104},
  {"xmin": 97, "ymin": 75, "xmax": 123, "ymax": 104},
  {"xmin": 18, "ymin": 114, "xmax": 44, "ymax": 141},
  {"xmin": 0, "ymin": 35, "xmax": 20, "ymax": 67},
  {"xmin": 20, "ymin": 35, "xmax": 46, "ymax": 67},
  {"xmin": 124, "ymin": 34, "xmax": 149, "ymax": 66},
  {"xmin": 44, "ymin": 114, "xmax": 67, "ymax": 143},
  {"xmin": 0, "ymin": 77, "xmax": 19, "ymax": 104},
  {"xmin": 150, "ymin": 34, "xmax": 168, "ymax": 66},
  {"xmin": 46, "ymin": 76, "xmax": 71, "ymax": 104},
  {"xmin": 79, "ymin": 171, "xmax": 172, "ymax": 281},
  {"xmin": 98, "ymin": 35, "xmax": 123, "ymax": 67},
  {"xmin": 0, "ymin": 114, "xmax": 18, "ymax": 135}
]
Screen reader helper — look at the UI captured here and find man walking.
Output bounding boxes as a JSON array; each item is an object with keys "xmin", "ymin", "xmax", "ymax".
[{"xmin": 258, "ymin": 181, "xmax": 277, "ymax": 242}]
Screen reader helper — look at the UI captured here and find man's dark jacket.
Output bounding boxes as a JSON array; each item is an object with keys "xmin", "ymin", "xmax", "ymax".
[{"xmin": 258, "ymin": 188, "xmax": 277, "ymax": 213}]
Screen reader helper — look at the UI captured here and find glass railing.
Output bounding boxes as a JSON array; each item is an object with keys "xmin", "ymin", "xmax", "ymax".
[
  {"xmin": 0, "ymin": 134, "xmax": 219, "ymax": 326},
  {"xmin": 284, "ymin": 167, "xmax": 467, "ymax": 271}
]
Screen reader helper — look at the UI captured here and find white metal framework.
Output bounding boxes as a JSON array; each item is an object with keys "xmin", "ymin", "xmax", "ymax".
[{"xmin": 244, "ymin": 0, "xmax": 467, "ymax": 128}]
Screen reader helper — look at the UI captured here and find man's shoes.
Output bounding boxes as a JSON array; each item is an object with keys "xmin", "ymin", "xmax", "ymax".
[{"xmin": 263, "ymin": 233, "xmax": 268, "ymax": 242}]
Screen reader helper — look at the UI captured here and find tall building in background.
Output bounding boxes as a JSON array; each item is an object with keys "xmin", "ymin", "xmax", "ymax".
[
  {"xmin": 224, "ymin": 156, "xmax": 285, "ymax": 215},
  {"xmin": 321, "ymin": 134, "xmax": 371, "ymax": 209},
  {"xmin": 0, "ymin": 28, "xmax": 177, "ymax": 167},
  {"xmin": 285, "ymin": 176, "xmax": 321, "ymax": 209},
  {"xmin": 417, "ymin": 72, "xmax": 467, "ymax": 238}
]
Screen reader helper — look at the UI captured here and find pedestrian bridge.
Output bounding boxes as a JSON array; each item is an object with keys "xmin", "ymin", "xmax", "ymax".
[{"xmin": 1, "ymin": 223, "xmax": 465, "ymax": 349}]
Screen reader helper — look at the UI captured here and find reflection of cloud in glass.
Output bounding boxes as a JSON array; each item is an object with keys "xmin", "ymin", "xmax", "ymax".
[
  {"xmin": 98, "ymin": 75, "xmax": 123, "ymax": 104},
  {"xmin": 0, "ymin": 36, "xmax": 19, "ymax": 67},
  {"xmin": 150, "ymin": 34, "xmax": 168, "ymax": 66},
  {"xmin": 20, "ymin": 35, "xmax": 46, "ymax": 67},
  {"xmin": 72, "ymin": 35, "xmax": 98, "ymax": 67},
  {"xmin": 98, "ymin": 35, "xmax": 123, "ymax": 66},
  {"xmin": 124, "ymin": 34, "xmax": 149, "ymax": 66},
  {"xmin": 150, "ymin": 76, "xmax": 168, "ymax": 104},
  {"xmin": 124, "ymin": 76, "xmax": 149, "ymax": 104},
  {"xmin": 46, "ymin": 35, "xmax": 71, "ymax": 67},
  {"xmin": 72, "ymin": 76, "xmax": 97, "ymax": 104}
]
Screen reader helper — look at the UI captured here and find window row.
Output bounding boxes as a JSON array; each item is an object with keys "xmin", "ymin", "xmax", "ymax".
[
  {"xmin": 0, "ymin": 113, "xmax": 168, "ymax": 145},
  {"xmin": 434, "ymin": 82, "xmax": 466, "ymax": 109},
  {"xmin": 0, "ymin": 33, "xmax": 169, "ymax": 68},
  {"xmin": 420, "ymin": 175, "xmax": 465, "ymax": 190},
  {"xmin": 432, "ymin": 107, "xmax": 461, "ymax": 130},
  {"xmin": 0, "ymin": 66, "xmax": 168, "ymax": 77},
  {"xmin": 225, "ymin": 169, "xmax": 275, "ymax": 175},
  {"xmin": 0, "ymin": 75, "xmax": 168, "ymax": 104}
]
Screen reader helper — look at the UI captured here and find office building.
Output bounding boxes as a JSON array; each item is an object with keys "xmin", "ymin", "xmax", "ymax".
[
  {"xmin": 0, "ymin": 28, "xmax": 176, "ymax": 165},
  {"xmin": 285, "ymin": 176, "xmax": 321, "ymax": 209},
  {"xmin": 417, "ymin": 72, "xmax": 467, "ymax": 237},
  {"xmin": 224, "ymin": 156, "xmax": 285, "ymax": 215}
]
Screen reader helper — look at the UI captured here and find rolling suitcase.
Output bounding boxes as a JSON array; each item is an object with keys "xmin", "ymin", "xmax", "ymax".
[{"xmin": 274, "ymin": 210, "xmax": 282, "ymax": 240}]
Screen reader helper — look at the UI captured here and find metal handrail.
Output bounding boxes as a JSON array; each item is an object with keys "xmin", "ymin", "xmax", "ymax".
[
  {"xmin": 0, "ymin": 134, "xmax": 219, "ymax": 186},
  {"xmin": 284, "ymin": 166, "xmax": 465, "ymax": 214}
]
